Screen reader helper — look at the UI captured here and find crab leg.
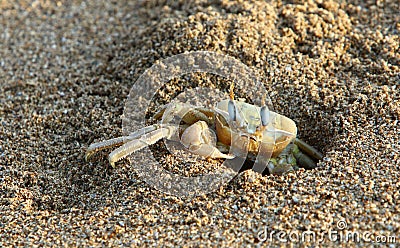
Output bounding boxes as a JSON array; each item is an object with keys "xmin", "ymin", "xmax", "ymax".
[
  {"xmin": 85, "ymin": 124, "xmax": 164, "ymax": 162},
  {"xmin": 293, "ymin": 138, "xmax": 323, "ymax": 169},
  {"xmin": 193, "ymin": 106, "xmax": 214, "ymax": 118},
  {"xmin": 153, "ymin": 103, "xmax": 212, "ymax": 125},
  {"xmin": 85, "ymin": 136, "xmax": 129, "ymax": 162},
  {"xmin": 294, "ymin": 138, "xmax": 323, "ymax": 160},
  {"xmin": 108, "ymin": 125, "xmax": 178, "ymax": 167}
]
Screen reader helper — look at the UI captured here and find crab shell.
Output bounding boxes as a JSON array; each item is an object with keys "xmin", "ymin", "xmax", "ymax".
[{"xmin": 214, "ymin": 99, "xmax": 297, "ymax": 159}]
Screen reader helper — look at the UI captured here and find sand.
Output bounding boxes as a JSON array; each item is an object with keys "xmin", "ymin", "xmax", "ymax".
[{"xmin": 0, "ymin": 0, "xmax": 399, "ymax": 247}]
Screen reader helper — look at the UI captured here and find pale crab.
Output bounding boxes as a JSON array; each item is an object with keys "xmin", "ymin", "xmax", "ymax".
[{"xmin": 85, "ymin": 84, "xmax": 323, "ymax": 175}]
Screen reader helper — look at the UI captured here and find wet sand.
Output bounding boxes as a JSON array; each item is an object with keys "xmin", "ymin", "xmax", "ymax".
[{"xmin": 0, "ymin": 0, "xmax": 399, "ymax": 246}]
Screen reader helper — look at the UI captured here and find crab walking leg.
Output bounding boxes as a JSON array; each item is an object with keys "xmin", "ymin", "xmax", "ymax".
[
  {"xmin": 294, "ymin": 138, "xmax": 323, "ymax": 161},
  {"xmin": 108, "ymin": 125, "xmax": 178, "ymax": 167},
  {"xmin": 86, "ymin": 136, "xmax": 129, "ymax": 161},
  {"xmin": 153, "ymin": 103, "xmax": 212, "ymax": 125},
  {"xmin": 293, "ymin": 138, "xmax": 323, "ymax": 169},
  {"xmin": 127, "ymin": 124, "xmax": 162, "ymax": 139},
  {"xmin": 180, "ymin": 108, "xmax": 212, "ymax": 125},
  {"xmin": 181, "ymin": 121, "xmax": 234, "ymax": 159},
  {"xmin": 194, "ymin": 106, "xmax": 214, "ymax": 118},
  {"xmin": 85, "ymin": 124, "xmax": 163, "ymax": 162}
]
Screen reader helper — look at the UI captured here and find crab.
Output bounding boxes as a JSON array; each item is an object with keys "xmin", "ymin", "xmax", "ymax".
[{"xmin": 85, "ymin": 83, "xmax": 323, "ymax": 175}]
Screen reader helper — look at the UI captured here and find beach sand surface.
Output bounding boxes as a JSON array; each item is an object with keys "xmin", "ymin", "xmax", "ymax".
[{"xmin": 0, "ymin": 0, "xmax": 399, "ymax": 246}]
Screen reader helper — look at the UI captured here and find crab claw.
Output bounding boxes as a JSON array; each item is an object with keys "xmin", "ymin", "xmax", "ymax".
[{"xmin": 181, "ymin": 121, "xmax": 234, "ymax": 159}]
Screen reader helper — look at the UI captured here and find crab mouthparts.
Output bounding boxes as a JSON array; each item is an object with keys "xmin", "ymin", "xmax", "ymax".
[
  {"xmin": 241, "ymin": 134, "xmax": 259, "ymax": 143},
  {"xmin": 246, "ymin": 125, "xmax": 257, "ymax": 134}
]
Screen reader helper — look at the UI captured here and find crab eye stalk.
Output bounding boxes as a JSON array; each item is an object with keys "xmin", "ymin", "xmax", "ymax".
[
  {"xmin": 260, "ymin": 106, "xmax": 269, "ymax": 126},
  {"xmin": 228, "ymin": 99, "xmax": 236, "ymax": 121}
]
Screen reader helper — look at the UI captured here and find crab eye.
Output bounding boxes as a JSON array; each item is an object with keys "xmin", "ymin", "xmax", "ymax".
[
  {"xmin": 260, "ymin": 106, "xmax": 269, "ymax": 126},
  {"xmin": 228, "ymin": 99, "xmax": 236, "ymax": 121}
]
